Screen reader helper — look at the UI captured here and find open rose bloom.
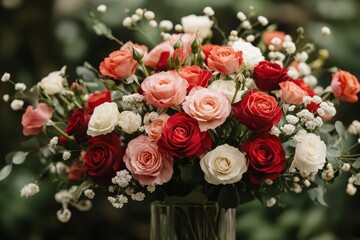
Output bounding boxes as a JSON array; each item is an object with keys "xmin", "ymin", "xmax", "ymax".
[{"xmin": 2, "ymin": 6, "xmax": 360, "ymax": 223}]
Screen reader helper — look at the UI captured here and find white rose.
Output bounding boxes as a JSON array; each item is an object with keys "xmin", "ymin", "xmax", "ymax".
[
  {"xmin": 118, "ymin": 111, "xmax": 142, "ymax": 134},
  {"xmin": 39, "ymin": 66, "xmax": 66, "ymax": 95},
  {"xmin": 232, "ymin": 39, "xmax": 264, "ymax": 70},
  {"xmin": 200, "ymin": 144, "xmax": 248, "ymax": 185},
  {"xmin": 87, "ymin": 102, "xmax": 120, "ymax": 137},
  {"xmin": 208, "ymin": 80, "xmax": 244, "ymax": 103},
  {"xmin": 291, "ymin": 133, "xmax": 326, "ymax": 176},
  {"xmin": 181, "ymin": 14, "xmax": 213, "ymax": 39}
]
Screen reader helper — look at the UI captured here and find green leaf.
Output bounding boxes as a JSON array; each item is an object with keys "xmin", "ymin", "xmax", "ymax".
[
  {"xmin": 319, "ymin": 123, "xmax": 335, "ymax": 133},
  {"xmin": 12, "ymin": 151, "xmax": 28, "ymax": 165},
  {"xmin": 352, "ymin": 158, "xmax": 360, "ymax": 169},
  {"xmin": 0, "ymin": 164, "xmax": 12, "ymax": 181},
  {"xmin": 73, "ymin": 180, "xmax": 93, "ymax": 202},
  {"xmin": 217, "ymin": 184, "xmax": 239, "ymax": 209},
  {"xmin": 308, "ymin": 178, "xmax": 328, "ymax": 206},
  {"xmin": 335, "ymin": 121, "xmax": 346, "ymax": 140}
]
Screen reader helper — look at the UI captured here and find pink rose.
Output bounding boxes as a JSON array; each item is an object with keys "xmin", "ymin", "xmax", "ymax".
[
  {"xmin": 21, "ymin": 103, "xmax": 53, "ymax": 136},
  {"xmin": 145, "ymin": 113, "xmax": 170, "ymax": 141},
  {"xmin": 99, "ymin": 49, "xmax": 138, "ymax": 80},
  {"xmin": 141, "ymin": 71, "xmax": 189, "ymax": 108},
  {"xmin": 182, "ymin": 87, "xmax": 231, "ymax": 131},
  {"xmin": 143, "ymin": 42, "xmax": 174, "ymax": 70},
  {"xmin": 331, "ymin": 70, "xmax": 360, "ymax": 103},
  {"xmin": 280, "ymin": 81, "xmax": 308, "ymax": 105},
  {"xmin": 169, "ymin": 33, "xmax": 196, "ymax": 58},
  {"xmin": 207, "ymin": 46, "xmax": 243, "ymax": 75},
  {"xmin": 124, "ymin": 135, "xmax": 173, "ymax": 185}
]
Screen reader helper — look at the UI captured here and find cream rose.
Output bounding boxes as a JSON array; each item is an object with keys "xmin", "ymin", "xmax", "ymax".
[
  {"xmin": 232, "ymin": 39, "xmax": 264, "ymax": 70},
  {"xmin": 181, "ymin": 14, "xmax": 213, "ymax": 39},
  {"xmin": 182, "ymin": 87, "xmax": 231, "ymax": 131},
  {"xmin": 39, "ymin": 66, "xmax": 66, "ymax": 95},
  {"xmin": 87, "ymin": 102, "xmax": 120, "ymax": 137},
  {"xmin": 208, "ymin": 80, "xmax": 244, "ymax": 103},
  {"xmin": 200, "ymin": 144, "xmax": 248, "ymax": 185},
  {"xmin": 291, "ymin": 133, "xmax": 327, "ymax": 176},
  {"xmin": 118, "ymin": 111, "xmax": 142, "ymax": 134}
]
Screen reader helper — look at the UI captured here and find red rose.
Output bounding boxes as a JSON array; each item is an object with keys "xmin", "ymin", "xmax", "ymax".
[
  {"xmin": 178, "ymin": 65, "xmax": 212, "ymax": 91},
  {"xmin": 241, "ymin": 132, "xmax": 286, "ymax": 184},
  {"xmin": 158, "ymin": 112, "xmax": 212, "ymax": 158},
  {"xmin": 253, "ymin": 61, "xmax": 289, "ymax": 91},
  {"xmin": 84, "ymin": 133, "xmax": 123, "ymax": 185},
  {"xmin": 232, "ymin": 90, "xmax": 282, "ymax": 132},
  {"xmin": 86, "ymin": 90, "xmax": 111, "ymax": 114},
  {"xmin": 65, "ymin": 108, "xmax": 91, "ymax": 143},
  {"xmin": 66, "ymin": 160, "xmax": 88, "ymax": 181}
]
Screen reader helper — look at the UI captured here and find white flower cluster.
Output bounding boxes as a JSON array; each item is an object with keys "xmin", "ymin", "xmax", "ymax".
[
  {"xmin": 348, "ymin": 120, "xmax": 360, "ymax": 135},
  {"xmin": 112, "ymin": 170, "xmax": 132, "ymax": 188},
  {"xmin": 122, "ymin": 9, "xmax": 156, "ymax": 28},
  {"xmin": 108, "ymin": 195, "xmax": 128, "ymax": 209},
  {"xmin": 321, "ymin": 163, "xmax": 335, "ymax": 181},
  {"xmin": 347, "ymin": 173, "xmax": 360, "ymax": 196},
  {"xmin": 143, "ymin": 112, "xmax": 159, "ymax": 124},
  {"xmin": 20, "ymin": 183, "xmax": 40, "ymax": 198},
  {"xmin": 49, "ymin": 162, "xmax": 65, "ymax": 174},
  {"xmin": 122, "ymin": 93, "xmax": 144, "ymax": 108},
  {"xmin": 296, "ymin": 109, "xmax": 323, "ymax": 130},
  {"xmin": 131, "ymin": 192, "xmax": 145, "ymax": 201},
  {"xmin": 55, "ymin": 186, "xmax": 92, "ymax": 222}
]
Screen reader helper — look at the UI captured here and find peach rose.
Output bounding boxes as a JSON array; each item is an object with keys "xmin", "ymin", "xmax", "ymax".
[
  {"xmin": 141, "ymin": 71, "xmax": 188, "ymax": 108},
  {"xmin": 124, "ymin": 135, "xmax": 173, "ymax": 185},
  {"xmin": 178, "ymin": 65, "xmax": 212, "ymax": 91},
  {"xmin": 207, "ymin": 46, "xmax": 243, "ymax": 75},
  {"xmin": 182, "ymin": 87, "xmax": 231, "ymax": 131},
  {"xmin": 99, "ymin": 49, "xmax": 138, "ymax": 80},
  {"xmin": 280, "ymin": 81, "xmax": 308, "ymax": 105},
  {"xmin": 145, "ymin": 113, "xmax": 169, "ymax": 141},
  {"xmin": 331, "ymin": 70, "xmax": 360, "ymax": 103},
  {"xmin": 21, "ymin": 103, "xmax": 52, "ymax": 136},
  {"xmin": 262, "ymin": 30, "xmax": 286, "ymax": 47}
]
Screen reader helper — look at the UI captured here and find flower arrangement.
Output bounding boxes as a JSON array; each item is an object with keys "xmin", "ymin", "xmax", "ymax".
[{"xmin": 1, "ymin": 5, "xmax": 360, "ymax": 223}]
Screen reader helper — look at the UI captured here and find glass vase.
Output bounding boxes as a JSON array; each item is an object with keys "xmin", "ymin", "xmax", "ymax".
[{"xmin": 150, "ymin": 201, "xmax": 236, "ymax": 240}]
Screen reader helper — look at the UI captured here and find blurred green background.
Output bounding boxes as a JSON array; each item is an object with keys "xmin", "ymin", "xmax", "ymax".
[{"xmin": 0, "ymin": 0, "xmax": 359, "ymax": 239}]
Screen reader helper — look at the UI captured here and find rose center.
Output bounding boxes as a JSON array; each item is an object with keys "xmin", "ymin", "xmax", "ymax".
[{"xmin": 214, "ymin": 157, "xmax": 231, "ymax": 174}]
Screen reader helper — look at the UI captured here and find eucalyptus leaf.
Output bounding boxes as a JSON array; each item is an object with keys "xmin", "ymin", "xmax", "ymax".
[
  {"xmin": 352, "ymin": 158, "xmax": 360, "ymax": 169},
  {"xmin": 335, "ymin": 121, "xmax": 346, "ymax": 140},
  {"xmin": 76, "ymin": 66, "xmax": 98, "ymax": 83},
  {"xmin": 73, "ymin": 180, "xmax": 93, "ymax": 202},
  {"xmin": 0, "ymin": 164, "xmax": 12, "ymax": 181},
  {"xmin": 12, "ymin": 151, "xmax": 28, "ymax": 165},
  {"xmin": 308, "ymin": 180, "xmax": 328, "ymax": 207},
  {"xmin": 319, "ymin": 123, "xmax": 335, "ymax": 133}
]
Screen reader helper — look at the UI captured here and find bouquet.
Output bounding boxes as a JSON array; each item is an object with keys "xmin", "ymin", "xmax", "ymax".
[{"xmin": 1, "ymin": 5, "xmax": 360, "ymax": 223}]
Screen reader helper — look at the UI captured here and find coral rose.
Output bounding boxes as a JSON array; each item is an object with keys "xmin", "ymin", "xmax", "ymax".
[
  {"xmin": 262, "ymin": 30, "xmax": 286, "ymax": 47},
  {"xmin": 141, "ymin": 71, "xmax": 188, "ymax": 108},
  {"xmin": 124, "ymin": 135, "xmax": 173, "ymax": 185},
  {"xmin": 178, "ymin": 65, "xmax": 212, "ymax": 91},
  {"xmin": 21, "ymin": 103, "xmax": 53, "ymax": 136},
  {"xmin": 99, "ymin": 49, "xmax": 138, "ymax": 80},
  {"xmin": 279, "ymin": 81, "xmax": 308, "ymax": 105},
  {"xmin": 182, "ymin": 87, "xmax": 231, "ymax": 131},
  {"xmin": 232, "ymin": 90, "xmax": 282, "ymax": 132},
  {"xmin": 207, "ymin": 46, "xmax": 243, "ymax": 75},
  {"xmin": 331, "ymin": 70, "xmax": 360, "ymax": 103}
]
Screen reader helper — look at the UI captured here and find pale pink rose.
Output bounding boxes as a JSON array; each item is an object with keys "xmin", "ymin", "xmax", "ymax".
[
  {"xmin": 124, "ymin": 135, "xmax": 173, "ymax": 185},
  {"xmin": 21, "ymin": 103, "xmax": 53, "ymax": 136},
  {"xmin": 145, "ymin": 113, "xmax": 170, "ymax": 141},
  {"xmin": 143, "ymin": 41, "xmax": 174, "ymax": 70},
  {"xmin": 182, "ymin": 87, "xmax": 231, "ymax": 131},
  {"xmin": 280, "ymin": 81, "xmax": 308, "ymax": 105},
  {"xmin": 141, "ymin": 71, "xmax": 189, "ymax": 108},
  {"xmin": 207, "ymin": 46, "xmax": 243, "ymax": 75},
  {"xmin": 169, "ymin": 33, "xmax": 198, "ymax": 58}
]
